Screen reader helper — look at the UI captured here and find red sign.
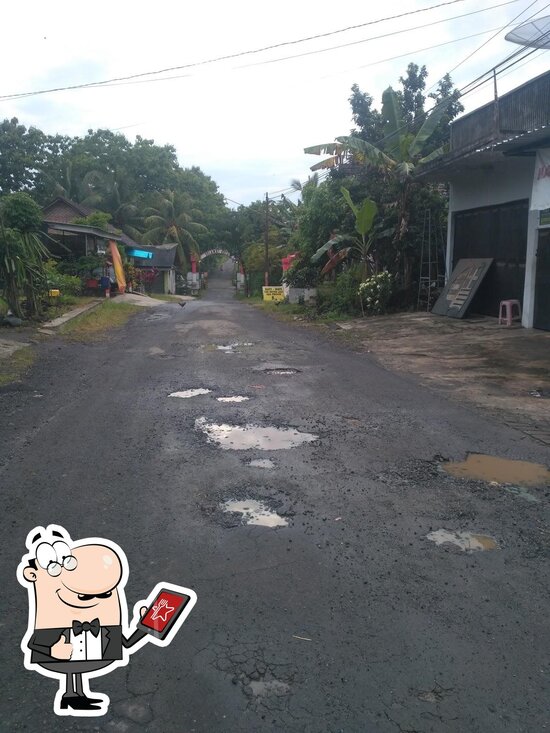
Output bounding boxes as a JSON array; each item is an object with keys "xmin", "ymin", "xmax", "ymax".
[{"xmin": 141, "ymin": 590, "xmax": 189, "ymax": 637}]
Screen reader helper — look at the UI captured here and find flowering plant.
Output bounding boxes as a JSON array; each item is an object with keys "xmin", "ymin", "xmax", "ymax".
[{"xmin": 358, "ymin": 271, "xmax": 392, "ymax": 315}]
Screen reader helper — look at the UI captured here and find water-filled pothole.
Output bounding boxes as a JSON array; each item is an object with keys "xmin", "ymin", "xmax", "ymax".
[
  {"xmin": 221, "ymin": 499, "xmax": 288, "ymax": 527},
  {"xmin": 195, "ymin": 418, "xmax": 318, "ymax": 450},
  {"xmin": 247, "ymin": 459, "xmax": 275, "ymax": 469},
  {"xmin": 216, "ymin": 342, "xmax": 253, "ymax": 354},
  {"xmin": 442, "ymin": 453, "xmax": 550, "ymax": 486},
  {"xmin": 170, "ymin": 389, "xmax": 212, "ymax": 398},
  {"xmin": 426, "ymin": 529, "xmax": 499, "ymax": 552},
  {"xmin": 217, "ymin": 396, "xmax": 250, "ymax": 403},
  {"xmin": 263, "ymin": 368, "xmax": 299, "ymax": 375}
]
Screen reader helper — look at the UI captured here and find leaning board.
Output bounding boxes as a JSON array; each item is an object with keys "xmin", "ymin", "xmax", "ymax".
[{"xmin": 432, "ymin": 258, "xmax": 493, "ymax": 318}]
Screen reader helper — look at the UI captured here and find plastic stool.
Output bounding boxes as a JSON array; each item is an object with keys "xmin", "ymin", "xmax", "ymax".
[{"xmin": 498, "ymin": 299, "xmax": 521, "ymax": 326}]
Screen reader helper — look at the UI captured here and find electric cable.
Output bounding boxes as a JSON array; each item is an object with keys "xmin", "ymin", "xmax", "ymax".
[{"xmin": 0, "ymin": 0, "xmax": 493, "ymax": 101}]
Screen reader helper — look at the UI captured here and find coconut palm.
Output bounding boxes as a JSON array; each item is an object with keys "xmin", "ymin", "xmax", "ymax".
[{"xmin": 142, "ymin": 190, "xmax": 207, "ymax": 266}]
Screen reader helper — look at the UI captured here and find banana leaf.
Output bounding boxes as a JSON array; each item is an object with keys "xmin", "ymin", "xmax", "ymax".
[{"xmin": 409, "ymin": 96, "xmax": 454, "ymax": 159}]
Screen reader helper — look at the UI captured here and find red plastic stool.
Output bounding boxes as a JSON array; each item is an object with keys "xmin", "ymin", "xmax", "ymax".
[{"xmin": 498, "ymin": 299, "xmax": 521, "ymax": 326}]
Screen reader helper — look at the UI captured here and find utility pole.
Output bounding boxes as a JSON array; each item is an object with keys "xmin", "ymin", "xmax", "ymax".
[{"xmin": 264, "ymin": 192, "xmax": 269, "ymax": 287}]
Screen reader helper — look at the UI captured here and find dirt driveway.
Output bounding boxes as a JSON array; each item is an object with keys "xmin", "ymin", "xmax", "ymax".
[{"xmin": 328, "ymin": 312, "xmax": 550, "ymax": 447}]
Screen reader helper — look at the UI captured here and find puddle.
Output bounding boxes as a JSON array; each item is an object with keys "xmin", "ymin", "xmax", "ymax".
[
  {"xmin": 221, "ymin": 499, "xmax": 288, "ymax": 527},
  {"xmin": 216, "ymin": 342, "xmax": 253, "ymax": 354},
  {"xmin": 263, "ymin": 368, "xmax": 299, "ymax": 375},
  {"xmin": 443, "ymin": 454, "xmax": 550, "ymax": 486},
  {"xmin": 247, "ymin": 459, "xmax": 275, "ymax": 469},
  {"xmin": 249, "ymin": 680, "xmax": 290, "ymax": 697},
  {"xmin": 217, "ymin": 396, "xmax": 250, "ymax": 403},
  {"xmin": 426, "ymin": 529, "xmax": 499, "ymax": 552},
  {"xmin": 195, "ymin": 418, "xmax": 318, "ymax": 450},
  {"xmin": 169, "ymin": 389, "xmax": 212, "ymax": 399}
]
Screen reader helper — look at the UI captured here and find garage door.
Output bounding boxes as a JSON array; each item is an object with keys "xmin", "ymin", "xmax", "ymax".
[{"xmin": 453, "ymin": 200, "xmax": 528, "ymax": 317}]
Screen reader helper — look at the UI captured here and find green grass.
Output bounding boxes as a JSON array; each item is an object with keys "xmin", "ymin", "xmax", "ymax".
[
  {"xmin": 148, "ymin": 294, "xmax": 182, "ymax": 302},
  {"xmin": 0, "ymin": 346, "xmax": 36, "ymax": 386},
  {"xmin": 43, "ymin": 295, "xmax": 98, "ymax": 320},
  {"xmin": 243, "ymin": 295, "xmax": 355, "ymax": 323},
  {"xmin": 59, "ymin": 301, "xmax": 141, "ymax": 341}
]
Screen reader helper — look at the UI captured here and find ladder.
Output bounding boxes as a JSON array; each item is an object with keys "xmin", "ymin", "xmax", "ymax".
[{"xmin": 417, "ymin": 209, "xmax": 446, "ymax": 312}]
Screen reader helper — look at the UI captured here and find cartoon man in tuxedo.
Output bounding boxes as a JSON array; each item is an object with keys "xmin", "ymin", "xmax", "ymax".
[{"xmin": 17, "ymin": 524, "xmax": 197, "ymax": 717}]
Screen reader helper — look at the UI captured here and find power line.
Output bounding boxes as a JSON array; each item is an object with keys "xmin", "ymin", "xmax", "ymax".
[
  {"xmin": 0, "ymin": 0, "xmax": 473, "ymax": 101},
  {"xmin": 239, "ymin": 0, "xmax": 521, "ymax": 69},
  {"xmin": 444, "ymin": 0, "xmax": 543, "ymax": 77}
]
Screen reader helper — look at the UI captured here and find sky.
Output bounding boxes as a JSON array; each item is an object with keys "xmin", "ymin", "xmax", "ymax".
[{"xmin": 1, "ymin": 0, "xmax": 549, "ymax": 206}]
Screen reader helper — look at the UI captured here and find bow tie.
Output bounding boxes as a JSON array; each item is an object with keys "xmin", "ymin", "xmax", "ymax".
[{"xmin": 72, "ymin": 619, "xmax": 100, "ymax": 637}]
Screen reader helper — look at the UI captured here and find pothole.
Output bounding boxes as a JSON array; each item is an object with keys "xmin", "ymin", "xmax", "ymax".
[
  {"xmin": 216, "ymin": 342, "xmax": 253, "ymax": 354},
  {"xmin": 249, "ymin": 680, "xmax": 290, "ymax": 697},
  {"xmin": 261, "ymin": 368, "xmax": 299, "ymax": 375},
  {"xmin": 221, "ymin": 499, "xmax": 288, "ymax": 527},
  {"xmin": 169, "ymin": 388, "xmax": 212, "ymax": 398},
  {"xmin": 426, "ymin": 529, "xmax": 499, "ymax": 552},
  {"xmin": 195, "ymin": 418, "xmax": 318, "ymax": 450},
  {"xmin": 247, "ymin": 459, "xmax": 275, "ymax": 469},
  {"xmin": 217, "ymin": 396, "xmax": 250, "ymax": 403},
  {"xmin": 442, "ymin": 454, "xmax": 550, "ymax": 487}
]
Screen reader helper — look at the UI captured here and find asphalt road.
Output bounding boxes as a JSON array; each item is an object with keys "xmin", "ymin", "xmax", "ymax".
[{"xmin": 1, "ymin": 263, "xmax": 549, "ymax": 733}]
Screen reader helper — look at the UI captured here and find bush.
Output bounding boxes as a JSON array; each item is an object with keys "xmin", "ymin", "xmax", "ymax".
[
  {"xmin": 316, "ymin": 267, "xmax": 363, "ymax": 317},
  {"xmin": 44, "ymin": 260, "xmax": 83, "ymax": 296},
  {"xmin": 284, "ymin": 261, "xmax": 319, "ymax": 289},
  {"xmin": 358, "ymin": 271, "xmax": 393, "ymax": 315}
]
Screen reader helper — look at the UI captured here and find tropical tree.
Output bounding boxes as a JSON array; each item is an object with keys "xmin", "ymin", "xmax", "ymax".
[
  {"xmin": 142, "ymin": 190, "xmax": 207, "ymax": 266},
  {"xmin": 311, "ymin": 187, "xmax": 378, "ymax": 277},
  {"xmin": 304, "ymin": 86, "xmax": 454, "ymax": 245},
  {"xmin": 0, "ymin": 193, "xmax": 50, "ymax": 318}
]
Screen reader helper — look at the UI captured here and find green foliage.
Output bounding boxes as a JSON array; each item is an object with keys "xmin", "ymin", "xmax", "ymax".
[
  {"xmin": 316, "ymin": 267, "xmax": 363, "ymax": 317},
  {"xmin": 284, "ymin": 261, "xmax": 319, "ymax": 288},
  {"xmin": 44, "ymin": 260, "xmax": 83, "ymax": 296},
  {"xmin": 0, "ymin": 192, "xmax": 43, "ymax": 232},
  {"xmin": 358, "ymin": 272, "xmax": 393, "ymax": 314},
  {"xmin": 72, "ymin": 211, "xmax": 112, "ymax": 230},
  {"xmin": 0, "ymin": 192, "xmax": 50, "ymax": 318},
  {"xmin": 58, "ymin": 254, "xmax": 104, "ymax": 278}
]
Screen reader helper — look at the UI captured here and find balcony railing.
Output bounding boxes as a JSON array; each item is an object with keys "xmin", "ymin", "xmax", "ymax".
[{"xmin": 451, "ymin": 71, "xmax": 550, "ymax": 153}]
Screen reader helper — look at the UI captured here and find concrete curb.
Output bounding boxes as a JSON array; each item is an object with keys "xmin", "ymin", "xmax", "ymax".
[{"xmin": 40, "ymin": 299, "xmax": 103, "ymax": 330}]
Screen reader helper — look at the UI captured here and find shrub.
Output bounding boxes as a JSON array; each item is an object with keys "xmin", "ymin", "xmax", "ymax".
[
  {"xmin": 358, "ymin": 271, "xmax": 393, "ymax": 315},
  {"xmin": 44, "ymin": 260, "xmax": 83, "ymax": 296},
  {"xmin": 284, "ymin": 261, "xmax": 319, "ymax": 289},
  {"xmin": 316, "ymin": 267, "xmax": 363, "ymax": 317}
]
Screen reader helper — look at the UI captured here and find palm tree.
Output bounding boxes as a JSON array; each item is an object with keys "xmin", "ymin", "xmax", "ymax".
[
  {"xmin": 142, "ymin": 191, "xmax": 207, "ymax": 267},
  {"xmin": 305, "ymin": 87, "xmax": 452, "ymax": 244}
]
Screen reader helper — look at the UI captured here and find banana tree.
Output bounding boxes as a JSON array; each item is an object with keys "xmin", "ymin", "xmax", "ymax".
[
  {"xmin": 311, "ymin": 187, "xmax": 378, "ymax": 277},
  {"xmin": 305, "ymin": 86, "xmax": 453, "ymax": 246}
]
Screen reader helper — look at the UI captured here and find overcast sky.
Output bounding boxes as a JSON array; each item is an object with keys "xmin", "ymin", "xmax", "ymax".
[{"xmin": 2, "ymin": 0, "xmax": 549, "ymax": 206}]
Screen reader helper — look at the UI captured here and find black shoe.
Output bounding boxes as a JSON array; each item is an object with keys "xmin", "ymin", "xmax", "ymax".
[{"xmin": 60, "ymin": 696, "xmax": 101, "ymax": 710}]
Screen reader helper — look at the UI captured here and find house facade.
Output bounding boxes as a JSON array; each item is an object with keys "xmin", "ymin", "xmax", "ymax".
[{"xmin": 418, "ymin": 70, "xmax": 550, "ymax": 330}]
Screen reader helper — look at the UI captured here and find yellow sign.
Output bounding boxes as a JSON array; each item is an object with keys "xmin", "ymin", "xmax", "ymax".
[
  {"xmin": 48, "ymin": 289, "xmax": 60, "ymax": 297},
  {"xmin": 262, "ymin": 286, "xmax": 284, "ymax": 302}
]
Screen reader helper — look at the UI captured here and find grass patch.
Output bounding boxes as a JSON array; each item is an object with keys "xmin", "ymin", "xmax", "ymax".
[
  {"xmin": 243, "ymin": 295, "xmax": 355, "ymax": 323},
  {"xmin": 43, "ymin": 295, "xmax": 98, "ymax": 320},
  {"xmin": 0, "ymin": 346, "xmax": 36, "ymax": 386},
  {"xmin": 148, "ymin": 294, "xmax": 183, "ymax": 302},
  {"xmin": 60, "ymin": 301, "xmax": 141, "ymax": 341}
]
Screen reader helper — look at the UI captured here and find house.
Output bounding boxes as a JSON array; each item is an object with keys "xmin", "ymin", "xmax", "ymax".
[
  {"xmin": 125, "ymin": 243, "xmax": 186, "ymax": 294},
  {"xmin": 42, "ymin": 197, "xmax": 132, "ymax": 257},
  {"xmin": 417, "ymin": 70, "xmax": 550, "ymax": 331},
  {"xmin": 42, "ymin": 197, "xmax": 185, "ymax": 294}
]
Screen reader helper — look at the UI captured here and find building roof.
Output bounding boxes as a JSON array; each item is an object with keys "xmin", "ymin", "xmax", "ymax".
[
  {"xmin": 416, "ymin": 69, "xmax": 550, "ymax": 180},
  {"xmin": 126, "ymin": 242, "xmax": 186, "ymax": 270},
  {"xmin": 42, "ymin": 196, "xmax": 140, "ymax": 247}
]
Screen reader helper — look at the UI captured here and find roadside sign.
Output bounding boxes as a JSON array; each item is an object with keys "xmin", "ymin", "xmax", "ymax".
[{"xmin": 262, "ymin": 286, "xmax": 284, "ymax": 302}]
